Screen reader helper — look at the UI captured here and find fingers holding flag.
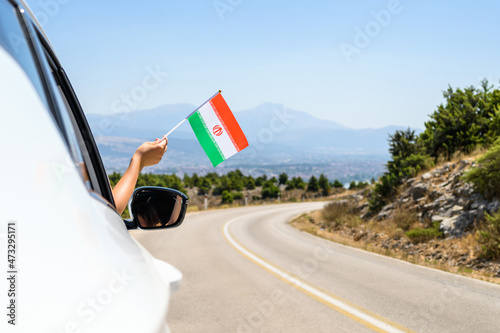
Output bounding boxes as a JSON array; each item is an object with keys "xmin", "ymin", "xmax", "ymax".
[
  {"xmin": 135, "ymin": 138, "xmax": 168, "ymax": 169},
  {"xmin": 155, "ymin": 135, "xmax": 169, "ymax": 152}
]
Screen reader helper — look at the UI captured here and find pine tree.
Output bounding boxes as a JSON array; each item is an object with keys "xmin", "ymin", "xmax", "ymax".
[
  {"xmin": 307, "ymin": 176, "xmax": 319, "ymax": 192},
  {"xmin": 318, "ymin": 174, "xmax": 330, "ymax": 196}
]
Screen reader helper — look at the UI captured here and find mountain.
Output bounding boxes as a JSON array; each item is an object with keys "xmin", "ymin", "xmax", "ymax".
[
  {"xmin": 86, "ymin": 103, "xmax": 408, "ymax": 180},
  {"xmin": 86, "ymin": 103, "xmax": 349, "ymax": 140}
]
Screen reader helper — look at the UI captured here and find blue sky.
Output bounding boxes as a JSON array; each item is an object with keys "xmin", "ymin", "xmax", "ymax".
[{"xmin": 26, "ymin": 0, "xmax": 500, "ymax": 129}]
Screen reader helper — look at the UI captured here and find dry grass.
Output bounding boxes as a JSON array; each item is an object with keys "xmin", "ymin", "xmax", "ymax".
[
  {"xmin": 291, "ymin": 211, "xmax": 367, "ymax": 249},
  {"xmin": 290, "ymin": 210, "xmax": 500, "ymax": 284},
  {"xmin": 322, "ymin": 202, "xmax": 350, "ymax": 222},
  {"xmin": 391, "ymin": 206, "xmax": 418, "ymax": 231},
  {"xmin": 322, "ymin": 201, "xmax": 361, "ymax": 229}
]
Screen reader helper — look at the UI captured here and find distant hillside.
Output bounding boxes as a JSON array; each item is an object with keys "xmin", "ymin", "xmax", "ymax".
[
  {"xmin": 86, "ymin": 103, "xmax": 349, "ymax": 140},
  {"xmin": 86, "ymin": 103, "xmax": 410, "ymax": 179}
]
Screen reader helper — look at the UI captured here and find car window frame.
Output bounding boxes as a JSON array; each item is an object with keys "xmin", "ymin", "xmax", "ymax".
[
  {"xmin": 40, "ymin": 43, "xmax": 117, "ymax": 208},
  {"xmin": 13, "ymin": 1, "xmax": 118, "ymax": 210}
]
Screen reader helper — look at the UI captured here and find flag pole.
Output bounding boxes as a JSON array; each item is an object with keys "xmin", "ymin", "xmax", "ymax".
[{"xmin": 163, "ymin": 90, "xmax": 221, "ymax": 138}]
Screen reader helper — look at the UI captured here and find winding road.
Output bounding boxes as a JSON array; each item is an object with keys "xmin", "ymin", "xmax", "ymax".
[{"xmin": 132, "ymin": 202, "xmax": 500, "ymax": 333}]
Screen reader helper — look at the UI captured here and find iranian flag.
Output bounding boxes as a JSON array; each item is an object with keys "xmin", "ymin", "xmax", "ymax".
[{"xmin": 187, "ymin": 92, "xmax": 249, "ymax": 167}]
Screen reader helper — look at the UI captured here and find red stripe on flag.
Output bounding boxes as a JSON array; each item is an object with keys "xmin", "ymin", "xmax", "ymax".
[{"xmin": 210, "ymin": 93, "xmax": 249, "ymax": 152}]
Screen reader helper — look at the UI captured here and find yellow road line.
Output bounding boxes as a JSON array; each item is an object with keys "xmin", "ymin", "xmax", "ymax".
[{"xmin": 222, "ymin": 218, "xmax": 415, "ymax": 333}]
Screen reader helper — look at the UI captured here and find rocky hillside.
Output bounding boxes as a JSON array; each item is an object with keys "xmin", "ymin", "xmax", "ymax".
[
  {"xmin": 371, "ymin": 159, "xmax": 499, "ymax": 238},
  {"xmin": 294, "ymin": 157, "xmax": 500, "ymax": 280}
]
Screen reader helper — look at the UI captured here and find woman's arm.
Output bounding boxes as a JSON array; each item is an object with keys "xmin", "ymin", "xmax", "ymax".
[{"xmin": 112, "ymin": 137, "xmax": 168, "ymax": 214}]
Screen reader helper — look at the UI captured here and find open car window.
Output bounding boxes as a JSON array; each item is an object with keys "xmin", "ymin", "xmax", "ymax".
[
  {"xmin": 13, "ymin": 5, "xmax": 117, "ymax": 209},
  {"xmin": 37, "ymin": 39, "xmax": 117, "ymax": 208}
]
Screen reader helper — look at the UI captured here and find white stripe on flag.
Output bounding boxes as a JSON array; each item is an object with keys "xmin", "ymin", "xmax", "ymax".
[{"xmin": 197, "ymin": 102, "xmax": 238, "ymax": 159}]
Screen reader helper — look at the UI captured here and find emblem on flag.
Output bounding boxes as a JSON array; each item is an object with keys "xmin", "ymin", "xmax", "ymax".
[{"xmin": 213, "ymin": 125, "xmax": 223, "ymax": 136}]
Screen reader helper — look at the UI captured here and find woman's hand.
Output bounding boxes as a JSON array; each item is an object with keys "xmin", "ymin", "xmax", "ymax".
[
  {"xmin": 112, "ymin": 136, "xmax": 168, "ymax": 214},
  {"xmin": 133, "ymin": 136, "xmax": 168, "ymax": 170}
]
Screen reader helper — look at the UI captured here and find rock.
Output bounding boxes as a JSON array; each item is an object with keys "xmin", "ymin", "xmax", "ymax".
[
  {"xmin": 437, "ymin": 180, "xmax": 452, "ymax": 189},
  {"xmin": 351, "ymin": 195, "xmax": 364, "ymax": 202},
  {"xmin": 449, "ymin": 174, "xmax": 462, "ymax": 187},
  {"xmin": 411, "ymin": 183, "xmax": 428, "ymax": 200},
  {"xmin": 439, "ymin": 204, "xmax": 454, "ymax": 217},
  {"xmin": 423, "ymin": 202, "xmax": 436, "ymax": 210},
  {"xmin": 361, "ymin": 211, "xmax": 372, "ymax": 220},
  {"xmin": 428, "ymin": 190, "xmax": 440, "ymax": 200},
  {"xmin": 380, "ymin": 203, "xmax": 394, "ymax": 213},
  {"xmin": 355, "ymin": 202, "xmax": 369, "ymax": 213},
  {"xmin": 421, "ymin": 172, "xmax": 433, "ymax": 181},
  {"xmin": 376, "ymin": 211, "xmax": 390, "ymax": 221},
  {"xmin": 440, "ymin": 212, "xmax": 473, "ymax": 237},
  {"xmin": 469, "ymin": 197, "xmax": 487, "ymax": 210},
  {"xmin": 353, "ymin": 231, "xmax": 365, "ymax": 241},
  {"xmin": 432, "ymin": 215, "xmax": 446, "ymax": 223},
  {"xmin": 436, "ymin": 194, "xmax": 455, "ymax": 204},
  {"xmin": 455, "ymin": 183, "xmax": 474, "ymax": 197},
  {"xmin": 422, "ymin": 202, "xmax": 437, "ymax": 219},
  {"xmin": 486, "ymin": 200, "xmax": 500, "ymax": 214},
  {"xmin": 445, "ymin": 205, "xmax": 464, "ymax": 217},
  {"xmin": 458, "ymin": 160, "xmax": 471, "ymax": 171},
  {"xmin": 406, "ymin": 178, "xmax": 416, "ymax": 186}
]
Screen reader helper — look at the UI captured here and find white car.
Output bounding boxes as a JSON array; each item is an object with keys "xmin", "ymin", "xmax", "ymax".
[{"xmin": 0, "ymin": 1, "xmax": 187, "ymax": 332}]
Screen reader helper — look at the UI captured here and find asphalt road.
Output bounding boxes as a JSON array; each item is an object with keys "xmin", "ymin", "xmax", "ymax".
[{"xmin": 132, "ymin": 202, "xmax": 500, "ymax": 333}]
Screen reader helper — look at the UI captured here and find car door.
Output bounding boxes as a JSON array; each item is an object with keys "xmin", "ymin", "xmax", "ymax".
[{"xmin": 0, "ymin": 1, "xmax": 172, "ymax": 332}]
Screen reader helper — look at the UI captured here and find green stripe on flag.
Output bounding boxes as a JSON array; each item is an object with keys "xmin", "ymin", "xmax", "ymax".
[{"xmin": 188, "ymin": 111, "xmax": 225, "ymax": 167}]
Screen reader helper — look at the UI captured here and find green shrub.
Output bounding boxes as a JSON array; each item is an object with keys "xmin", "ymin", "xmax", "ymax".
[
  {"xmin": 331, "ymin": 180, "xmax": 344, "ymax": 188},
  {"xmin": 233, "ymin": 192, "xmax": 244, "ymax": 200},
  {"xmin": 262, "ymin": 183, "xmax": 279, "ymax": 199},
  {"xmin": 286, "ymin": 177, "xmax": 306, "ymax": 190},
  {"xmin": 420, "ymin": 81, "xmax": 500, "ymax": 158},
  {"xmin": 405, "ymin": 222, "xmax": 443, "ymax": 243},
  {"xmin": 476, "ymin": 212, "xmax": 500, "ymax": 260},
  {"xmin": 369, "ymin": 173, "xmax": 398, "ymax": 212},
  {"xmin": 463, "ymin": 138, "xmax": 500, "ymax": 199},
  {"xmin": 245, "ymin": 178, "xmax": 256, "ymax": 190},
  {"xmin": 221, "ymin": 191, "xmax": 233, "ymax": 204}
]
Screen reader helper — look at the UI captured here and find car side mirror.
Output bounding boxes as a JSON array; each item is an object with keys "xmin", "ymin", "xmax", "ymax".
[{"xmin": 127, "ymin": 187, "xmax": 188, "ymax": 230}]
